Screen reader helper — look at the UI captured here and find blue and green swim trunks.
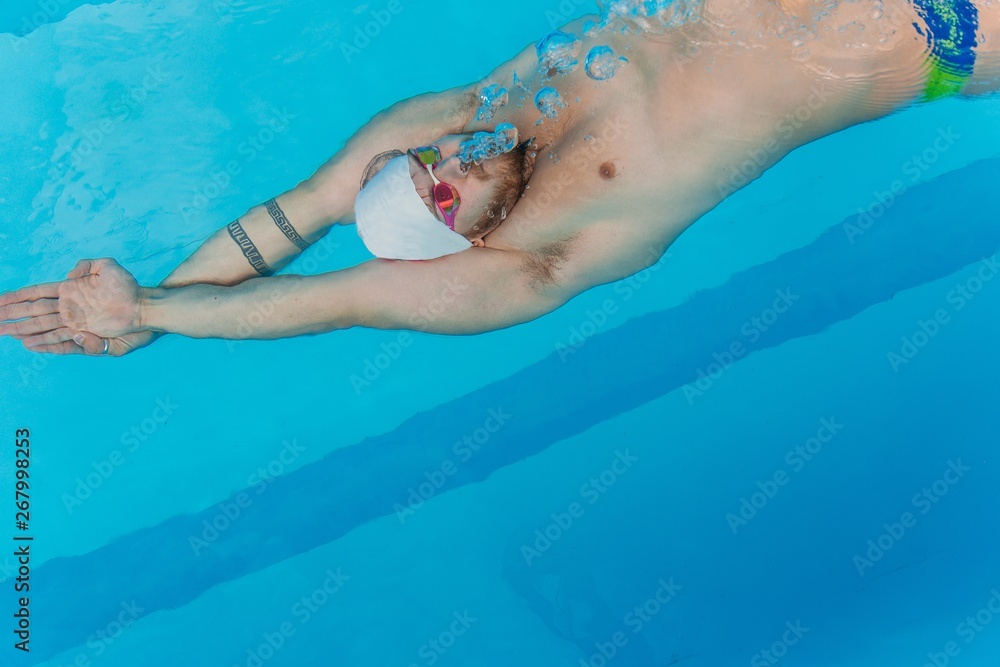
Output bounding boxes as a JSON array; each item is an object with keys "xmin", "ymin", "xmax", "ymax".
[{"xmin": 911, "ymin": 0, "xmax": 980, "ymax": 100}]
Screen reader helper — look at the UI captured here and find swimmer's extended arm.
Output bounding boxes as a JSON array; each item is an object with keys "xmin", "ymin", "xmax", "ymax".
[
  {"xmin": 139, "ymin": 248, "xmax": 572, "ymax": 338},
  {"xmin": 5, "ymin": 220, "xmax": 660, "ymax": 348},
  {"xmin": 164, "ymin": 84, "xmax": 481, "ymax": 288},
  {"xmin": 307, "ymin": 86, "xmax": 479, "ymax": 224},
  {"xmin": 0, "ymin": 85, "xmax": 483, "ymax": 356},
  {"xmin": 0, "ymin": 248, "xmax": 568, "ymax": 347}
]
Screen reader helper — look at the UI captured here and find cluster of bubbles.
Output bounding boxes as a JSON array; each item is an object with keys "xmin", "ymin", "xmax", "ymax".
[
  {"xmin": 492, "ymin": 0, "xmax": 705, "ymax": 147},
  {"xmin": 535, "ymin": 30, "xmax": 582, "ymax": 76},
  {"xmin": 596, "ymin": 0, "xmax": 705, "ymax": 35},
  {"xmin": 533, "ymin": 87, "xmax": 567, "ymax": 120},
  {"xmin": 476, "ymin": 83, "xmax": 509, "ymax": 122},
  {"xmin": 529, "ymin": 27, "xmax": 636, "ymax": 122},
  {"xmin": 585, "ymin": 45, "xmax": 629, "ymax": 80},
  {"xmin": 458, "ymin": 122, "xmax": 520, "ymax": 166}
]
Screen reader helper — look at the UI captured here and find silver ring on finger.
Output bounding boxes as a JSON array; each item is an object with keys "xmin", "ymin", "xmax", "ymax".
[{"xmin": 101, "ymin": 338, "xmax": 110, "ymax": 355}]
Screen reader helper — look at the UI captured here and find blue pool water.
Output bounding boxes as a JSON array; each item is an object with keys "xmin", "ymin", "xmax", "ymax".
[{"xmin": 1, "ymin": 1, "xmax": 1000, "ymax": 666}]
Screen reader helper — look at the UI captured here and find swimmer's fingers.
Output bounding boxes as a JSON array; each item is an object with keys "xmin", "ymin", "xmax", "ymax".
[
  {"xmin": 0, "ymin": 298, "xmax": 59, "ymax": 322},
  {"xmin": 22, "ymin": 340, "xmax": 89, "ymax": 356},
  {"xmin": 0, "ymin": 314, "xmax": 65, "ymax": 338},
  {"xmin": 23, "ymin": 331, "xmax": 114, "ymax": 356},
  {"xmin": 28, "ymin": 330, "xmax": 156, "ymax": 357},
  {"xmin": 20, "ymin": 327, "xmax": 76, "ymax": 349},
  {"xmin": 0, "ymin": 282, "xmax": 62, "ymax": 309}
]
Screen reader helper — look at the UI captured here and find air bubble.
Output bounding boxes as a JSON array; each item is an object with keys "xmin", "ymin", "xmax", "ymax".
[
  {"xmin": 534, "ymin": 87, "xmax": 567, "ymax": 119},
  {"xmin": 585, "ymin": 45, "xmax": 629, "ymax": 80},
  {"xmin": 596, "ymin": 0, "xmax": 705, "ymax": 35},
  {"xmin": 457, "ymin": 123, "xmax": 521, "ymax": 166},
  {"xmin": 476, "ymin": 84, "xmax": 509, "ymax": 122},
  {"xmin": 535, "ymin": 31, "xmax": 582, "ymax": 76}
]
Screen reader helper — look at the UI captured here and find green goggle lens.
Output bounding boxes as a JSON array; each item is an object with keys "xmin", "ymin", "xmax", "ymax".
[{"xmin": 413, "ymin": 146, "xmax": 442, "ymax": 167}]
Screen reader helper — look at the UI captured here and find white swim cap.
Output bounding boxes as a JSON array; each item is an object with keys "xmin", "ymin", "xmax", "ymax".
[{"xmin": 354, "ymin": 155, "xmax": 473, "ymax": 260}]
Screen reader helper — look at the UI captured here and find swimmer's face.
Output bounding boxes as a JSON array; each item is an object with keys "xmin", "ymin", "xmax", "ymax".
[{"xmin": 361, "ymin": 133, "xmax": 519, "ymax": 241}]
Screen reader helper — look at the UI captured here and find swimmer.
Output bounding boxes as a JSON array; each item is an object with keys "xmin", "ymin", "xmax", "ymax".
[{"xmin": 2, "ymin": 0, "xmax": 999, "ymax": 355}]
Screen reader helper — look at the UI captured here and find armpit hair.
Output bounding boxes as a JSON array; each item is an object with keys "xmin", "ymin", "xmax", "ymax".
[{"xmin": 520, "ymin": 236, "xmax": 577, "ymax": 292}]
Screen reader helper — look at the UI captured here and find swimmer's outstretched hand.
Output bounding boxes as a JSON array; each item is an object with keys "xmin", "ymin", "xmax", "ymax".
[
  {"xmin": 0, "ymin": 261, "xmax": 155, "ymax": 357},
  {"xmin": 58, "ymin": 258, "xmax": 143, "ymax": 339},
  {"xmin": 0, "ymin": 258, "xmax": 146, "ymax": 356}
]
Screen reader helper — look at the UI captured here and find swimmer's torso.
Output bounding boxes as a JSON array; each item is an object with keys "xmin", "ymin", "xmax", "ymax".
[{"xmin": 463, "ymin": 0, "xmax": 991, "ymax": 287}]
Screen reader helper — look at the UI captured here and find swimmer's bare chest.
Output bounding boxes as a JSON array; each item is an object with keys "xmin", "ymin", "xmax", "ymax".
[
  {"xmin": 464, "ymin": 3, "xmax": 910, "ymax": 256},
  {"xmin": 463, "ymin": 18, "xmax": 704, "ymax": 251}
]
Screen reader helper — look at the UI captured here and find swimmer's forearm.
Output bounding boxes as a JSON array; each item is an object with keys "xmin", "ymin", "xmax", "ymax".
[
  {"xmin": 162, "ymin": 185, "xmax": 336, "ymax": 289},
  {"xmin": 138, "ymin": 274, "xmax": 353, "ymax": 340}
]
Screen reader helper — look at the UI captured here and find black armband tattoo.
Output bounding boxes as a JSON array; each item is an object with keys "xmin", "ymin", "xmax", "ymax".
[
  {"xmin": 227, "ymin": 219, "xmax": 273, "ymax": 276},
  {"xmin": 265, "ymin": 198, "xmax": 312, "ymax": 251}
]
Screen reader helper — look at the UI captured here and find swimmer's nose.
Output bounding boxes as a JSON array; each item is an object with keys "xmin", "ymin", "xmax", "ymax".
[{"xmin": 435, "ymin": 155, "xmax": 472, "ymax": 182}]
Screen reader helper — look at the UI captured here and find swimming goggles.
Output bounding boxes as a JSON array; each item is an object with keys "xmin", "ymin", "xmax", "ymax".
[{"xmin": 408, "ymin": 146, "xmax": 462, "ymax": 231}]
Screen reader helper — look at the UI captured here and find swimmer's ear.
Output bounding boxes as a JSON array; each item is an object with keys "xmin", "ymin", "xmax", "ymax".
[{"xmin": 361, "ymin": 149, "xmax": 405, "ymax": 189}]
